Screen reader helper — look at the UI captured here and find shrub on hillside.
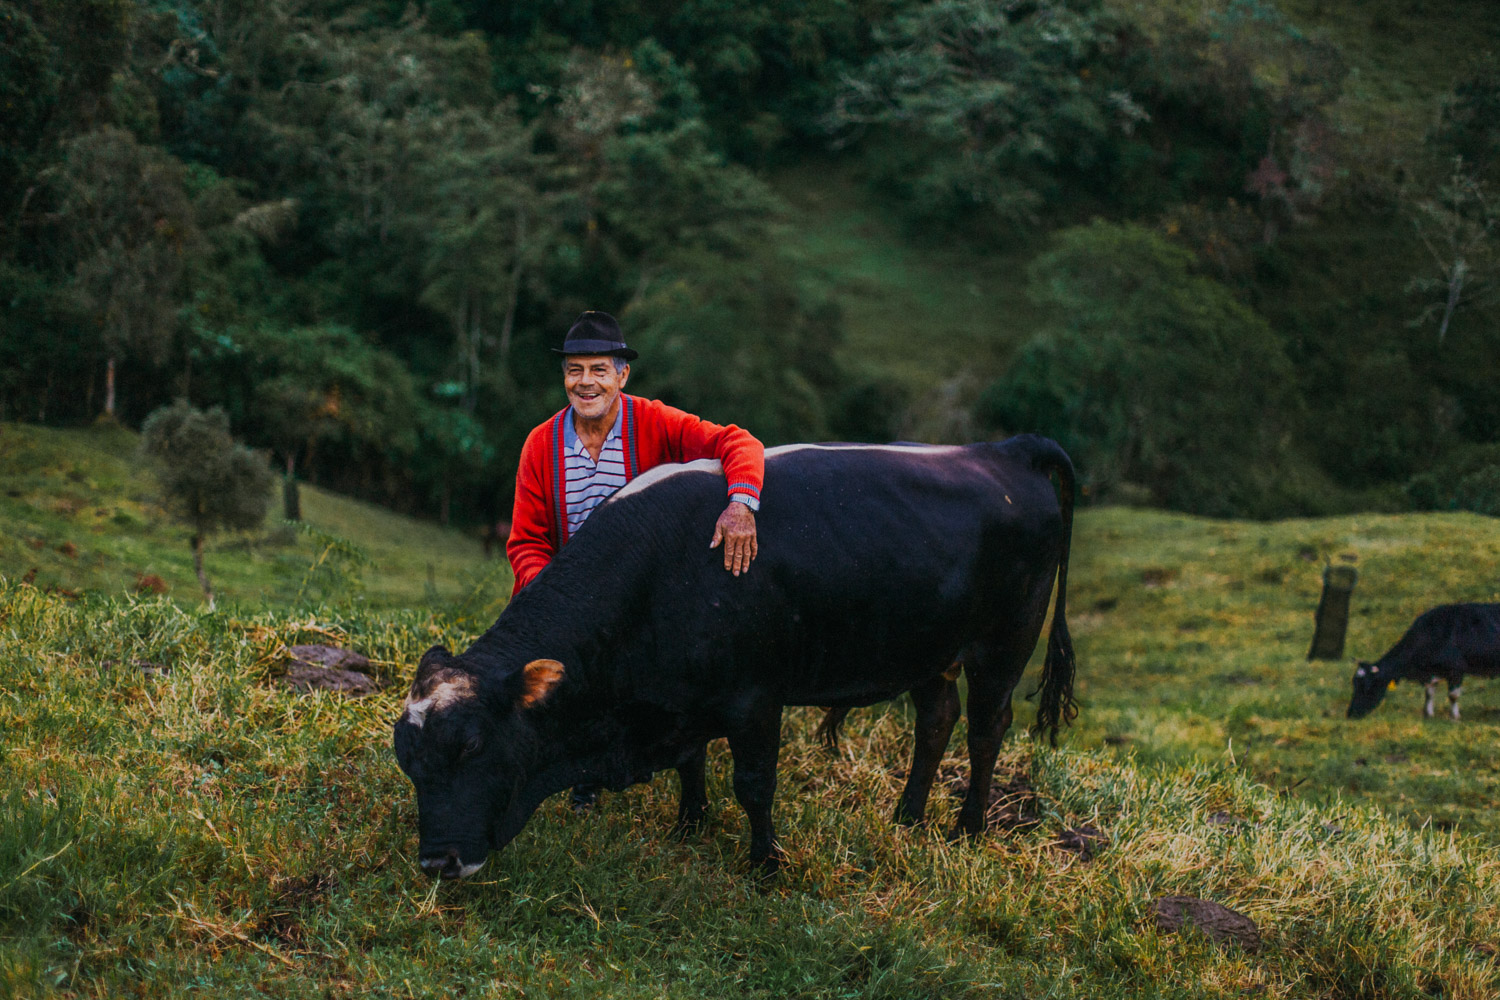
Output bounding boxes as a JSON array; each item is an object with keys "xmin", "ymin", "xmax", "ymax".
[
  {"xmin": 1454, "ymin": 465, "xmax": 1500, "ymax": 517},
  {"xmin": 1405, "ymin": 443, "xmax": 1500, "ymax": 516},
  {"xmin": 976, "ymin": 220, "xmax": 1306, "ymax": 517},
  {"xmin": 140, "ymin": 400, "xmax": 272, "ymax": 608}
]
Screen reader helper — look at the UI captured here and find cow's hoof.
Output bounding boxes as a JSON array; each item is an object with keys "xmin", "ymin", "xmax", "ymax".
[
  {"xmin": 749, "ymin": 851, "xmax": 783, "ymax": 882},
  {"xmin": 892, "ymin": 805, "xmax": 928, "ymax": 828},
  {"xmin": 949, "ymin": 818, "xmax": 985, "ymax": 842}
]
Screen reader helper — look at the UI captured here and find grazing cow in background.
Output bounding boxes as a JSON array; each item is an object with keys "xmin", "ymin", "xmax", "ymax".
[
  {"xmin": 1347, "ymin": 603, "xmax": 1500, "ymax": 720},
  {"xmin": 393, "ymin": 435, "xmax": 1079, "ymax": 878}
]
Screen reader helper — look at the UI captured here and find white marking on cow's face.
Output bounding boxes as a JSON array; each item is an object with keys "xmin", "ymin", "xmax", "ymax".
[
  {"xmin": 402, "ymin": 674, "xmax": 477, "ymax": 729},
  {"xmin": 405, "ymin": 696, "xmax": 434, "ymax": 728},
  {"xmin": 459, "ymin": 860, "xmax": 486, "ymax": 878}
]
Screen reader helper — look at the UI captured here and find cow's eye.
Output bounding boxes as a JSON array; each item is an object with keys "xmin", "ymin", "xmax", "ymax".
[{"xmin": 460, "ymin": 736, "xmax": 483, "ymax": 760}]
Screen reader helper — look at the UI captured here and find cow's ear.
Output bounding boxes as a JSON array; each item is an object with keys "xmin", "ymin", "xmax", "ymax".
[
  {"xmin": 417, "ymin": 645, "xmax": 453, "ymax": 676},
  {"xmin": 518, "ymin": 659, "xmax": 565, "ymax": 708},
  {"xmin": 411, "ymin": 645, "xmax": 454, "ymax": 695}
]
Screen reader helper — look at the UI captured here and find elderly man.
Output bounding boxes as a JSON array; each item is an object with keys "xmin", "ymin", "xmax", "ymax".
[
  {"xmin": 507, "ymin": 311, "xmax": 764, "ymax": 811},
  {"xmin": 507, "ymin": 309, "xmax": 764, "ymax": 593}
]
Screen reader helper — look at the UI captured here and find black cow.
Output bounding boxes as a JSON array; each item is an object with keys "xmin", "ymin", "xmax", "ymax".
[
  {"xmin": 1347, "ymin": 603, "xmax": 1500, "ymax": 720},
  {"xmin": 393, "ymin": 436, "xmax": 1078, "ymax": 878}
]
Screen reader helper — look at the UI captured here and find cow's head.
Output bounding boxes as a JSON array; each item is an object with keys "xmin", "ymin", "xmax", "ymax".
[
  {"xmin": 392, "ymin": 645, "xmax": 566, "ymax": 879},
  {"xmin": 1346, "ymin": 660, "xmax": 1395, "ymax": 719}
]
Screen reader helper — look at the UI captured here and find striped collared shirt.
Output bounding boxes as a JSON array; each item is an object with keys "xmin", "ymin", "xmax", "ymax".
[{"xmin": 562, "ymin": 406, "xmax": 628, "ymax": 534}]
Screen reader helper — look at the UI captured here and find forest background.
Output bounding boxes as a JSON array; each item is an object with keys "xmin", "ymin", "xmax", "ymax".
[{"xmin": 3, "ymin": 0, "xmax": 1499, "ymax": 527}]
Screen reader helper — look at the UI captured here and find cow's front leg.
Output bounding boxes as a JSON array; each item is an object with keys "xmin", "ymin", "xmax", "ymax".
[
  {"xmin": 1423, "ymin": 679, "xmax": 1438, "ymax": 718},
  {"xmin": 672, "ymin": 743, "xmax": 709, "ymax": 838},
  {"xmin": 894, "ymin": 670, "xmax": 961, "ymax": 826},
  {"xmin": 1448, "ymin": 682, "xmax": 1463, "ymax": 721},
  {"xmin": 727, "ymin": 704, "xmax": 784, "ymax": 874}
]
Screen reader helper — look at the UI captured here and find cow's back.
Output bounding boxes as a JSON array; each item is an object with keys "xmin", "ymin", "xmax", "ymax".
[
  {"xmin": 1447, "ymin": 603, "xmax": 1500, "ymax": 676},
  {"xmin": 609, "ymin": 441, "xmax": 1066, "ymax": 709},
  {"xmin": 1383, "ymin": 603, "xmax": 1500, "ymax": 678}
]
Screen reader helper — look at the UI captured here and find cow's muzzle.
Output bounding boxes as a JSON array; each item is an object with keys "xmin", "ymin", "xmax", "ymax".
[{"xmin": 419, "ymin": 847, "xmax": 485, "ymax": 880}]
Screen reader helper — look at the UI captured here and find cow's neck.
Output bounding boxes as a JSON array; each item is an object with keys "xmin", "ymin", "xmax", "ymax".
[
  {"xmin": 527, "ymin": 703, "xmax": 696, "ymax": 799},
  {"xmin": 465, "ymin": 541, "xmax": 651, "ymax": 691}
]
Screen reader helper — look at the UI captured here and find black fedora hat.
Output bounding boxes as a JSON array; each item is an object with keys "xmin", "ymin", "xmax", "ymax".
[{"xmin": 552, "ymin": 310, "xmax": 638, "ymax": 360}]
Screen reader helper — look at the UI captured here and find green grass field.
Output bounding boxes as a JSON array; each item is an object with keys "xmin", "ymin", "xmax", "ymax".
[
  {"xmin": 770, "ymin": 163, "xmax": 1044, "ymax": 392},
  {"xmin": 4, "ymin": 426, "xmax": 1500, "ymax": 997},
  {"xmin": 1067, "ymin": 506, "xmax": 1500, "ymax": 841},
  {"xmin": 0, "ymin": 422, "xmax": 509, "ymax": 620}
]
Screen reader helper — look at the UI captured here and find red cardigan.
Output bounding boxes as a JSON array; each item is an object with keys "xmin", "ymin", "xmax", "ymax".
[{"xmin": 507, "ymin": 395, "xmax": 765, "ymax": 595}]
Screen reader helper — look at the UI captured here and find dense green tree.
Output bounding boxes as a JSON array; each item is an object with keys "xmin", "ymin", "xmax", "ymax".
[
  {"xmin": 45, "ymin": 127, "xmax": 201, "ymax": 417},
  {"xmin": 1407, "ymin": 157, "xmax": 1497, "ymax": 345},
  {"xmin": 473, "ymin": 0, "xmax": 895, "ymax": 157},
  {"xmin": 829, "ymin": 0, "xmax": 1346, "ymax": 239},
  {"xmin": 1432, "ymin": 53, "xmax": 1500, "ymax": 179},
  {"xmin": 0, "ymin": 0, "xmax": 1484, "ymax": 527},
  {"xmin": 248, "ymin": 18, "xmax": 494, "ymax": 278},
  {"xmin": 140, "ymin": 399, "xmax": 272, "ymax": 607},
  {"xmin": 0, "ymin": 261, "xmax": 89, "ymax": 423},
  {"xmin": 1196, "ymin": 1, "xmax": 1345, "ymax": 244},
  {"xmin": 628, "ymin": 248, "xmax": 843, "ymax": 445},
  {"xmin": 828, "ymin": 0, "xmax": 1129, "ymax": 231},
  {"xmin": 416, "ymin": 105, "xmax": 548, "ymax": 407},
  {"xmin": 0, "ymin": 3, "xmax": 58, "ymax": 215},
  {"xmin": 412, "ymin": 404, "xmax": 494, "ymax": 525},
  {"xmin": 232, "ymin": 323, "xmax": 425, "ymax": 492},
  {"xmin": 11, "ymin": 0, "xmax": 133, "ymax": 138},
  {"xmin": 977, "ymin": 221, "xmax": 1304, "ymax": 516}
]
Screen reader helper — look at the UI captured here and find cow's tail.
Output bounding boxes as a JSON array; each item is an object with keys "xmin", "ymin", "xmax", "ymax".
[
  {"xmin": 1025, "ymin": 437, "xmax": 1079, "ymax": 746},
  {"xmin": 815, "ymin": 706, "xmax": 851, "ymax": 753}
]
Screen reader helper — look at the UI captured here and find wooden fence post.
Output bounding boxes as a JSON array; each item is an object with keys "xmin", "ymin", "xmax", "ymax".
[
  {"xmin": 283, "ymin": 475, "xmax": 301, "ymax": 522},
  {"xmin": 1308, "ymin": 562, "xmax": 1358, "ymax": 660}
]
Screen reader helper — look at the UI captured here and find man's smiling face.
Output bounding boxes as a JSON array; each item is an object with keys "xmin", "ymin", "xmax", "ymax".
[
  {"xmin": 564, "ymin": 355, "xmax": 630, "ymax": 422},
  {"xmin": 563, "ymin": 355, "xmax": 629, "ymax": 423}
]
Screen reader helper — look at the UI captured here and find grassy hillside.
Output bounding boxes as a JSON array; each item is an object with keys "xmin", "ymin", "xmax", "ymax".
[
  {"xmin": 3, "ymin": 428, "xmax": 1500, "ymax": 995},
  {"xmin": 1279, "ymin": 0, "xmax": 1500, "ymax": 145},
  {"xmin": 2, "ymin": 583, "xmax": 1498, "ymax": 998},
  {"xmin": 5, "ymin": 424, "xmax": 1497, "ymax": 841},
  {"xmin": 0, "ymin": 421, "xmax": 508, "ymax": 618},
  {"xmin": 1067, "ymin": 506, "xmax": 1500, "ymax": 841},
  {"xmin": 771, "ymin": 163, "xmax": 1044, "ymax": 400}
]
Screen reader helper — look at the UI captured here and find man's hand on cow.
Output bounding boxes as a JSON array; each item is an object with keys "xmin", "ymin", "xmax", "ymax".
[{"xmin": 710, "ymin": 502, "xmax": 758, "ymax": 576}]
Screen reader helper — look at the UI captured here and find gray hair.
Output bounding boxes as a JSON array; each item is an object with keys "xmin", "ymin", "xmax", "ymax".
[{"xmin": 562, "ymin": 357, "xmax": 628, "ymax": 374}]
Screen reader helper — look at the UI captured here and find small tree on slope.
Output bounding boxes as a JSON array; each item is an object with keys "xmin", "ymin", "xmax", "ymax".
[{"xmin": 140, "ymin": 401, "xmax": 272, "ymax": 609}]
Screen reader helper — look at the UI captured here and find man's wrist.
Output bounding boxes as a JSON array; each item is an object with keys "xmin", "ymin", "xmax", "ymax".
[{"xmin": 729, "ymin": 492, "xmax": 760, "ymax": 512}]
